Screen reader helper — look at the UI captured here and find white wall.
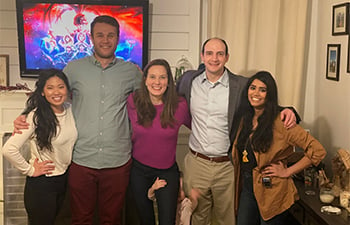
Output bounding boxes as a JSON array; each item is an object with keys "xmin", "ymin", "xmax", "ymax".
[
  {"xmin": 0, "ymin": 0, "xmax": 201, "ymax": 88},
  {"xmin": 303, "ymin": 0, "xmax": 350, "ymax": 175},
  {"xmin": 149, "ymin": 0, "xmax": 201, "ymax": 67},
  {"xmin": 0, "ymin": 1, "xmax": 19, "ymax": 85}
]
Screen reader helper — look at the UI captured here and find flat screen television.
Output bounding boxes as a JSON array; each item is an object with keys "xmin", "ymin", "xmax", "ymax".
[{"xmin": 16, "ymin": 0, "xmax": 149, "ymax": 78}]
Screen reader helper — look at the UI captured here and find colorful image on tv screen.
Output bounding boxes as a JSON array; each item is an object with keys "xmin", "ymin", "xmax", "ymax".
[{"xmin": 22, "ymin": 3, "xmax": 144, "ymax": 70}]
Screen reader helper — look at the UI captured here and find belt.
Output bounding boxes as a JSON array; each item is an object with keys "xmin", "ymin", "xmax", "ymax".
[{"xmin": 190, "ymin": 149, "xmax": 230, "ymax": 162}]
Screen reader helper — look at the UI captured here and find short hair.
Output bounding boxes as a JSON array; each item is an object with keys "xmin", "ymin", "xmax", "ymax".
[
  {"xmin": 201, "ymin": 37, "xmax": 229, "ymax": 55},
  {"xmin": 90, "ymin": 15, "xmax": 120, "ymax": 37}
]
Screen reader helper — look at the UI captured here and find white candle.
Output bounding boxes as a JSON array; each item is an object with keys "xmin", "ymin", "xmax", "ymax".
[{"xmin": 320, "ymin": 194, "xmax": 334, "ymax": 203}]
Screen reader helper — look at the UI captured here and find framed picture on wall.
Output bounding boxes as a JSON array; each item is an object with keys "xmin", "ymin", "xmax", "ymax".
[
  {"xmin": 348, "ymin": 35, "xmax": 350, "ymax": 73},
  {"xmin": 332, "ymin": 3, "xmax": 349, "ymax": 35},
  {"xmin": 326, "ymin": 44, "xmax": 340, "ymax": 81},
  {"xmin": 0, "ymin": 55, "xmax": 9, "ymax": 86}
]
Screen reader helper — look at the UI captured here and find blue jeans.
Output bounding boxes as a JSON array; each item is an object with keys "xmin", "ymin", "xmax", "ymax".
[{"xmin": 237, "ymin": 171, "xmax": 292, "ymax": 225}]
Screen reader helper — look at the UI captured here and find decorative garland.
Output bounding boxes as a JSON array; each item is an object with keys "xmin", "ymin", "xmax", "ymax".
[{"xmin": 0, "ymin": 83, "xmax": 32, "ymax": 92}]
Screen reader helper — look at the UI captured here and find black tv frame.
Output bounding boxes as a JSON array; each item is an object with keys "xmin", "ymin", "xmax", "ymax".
[{"xmin": 16, "ymin": 0, "xmax": 149, "ymax": 78}]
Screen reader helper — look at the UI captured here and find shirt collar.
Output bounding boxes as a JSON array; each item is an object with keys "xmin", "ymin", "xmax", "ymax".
[
  {"xmin": 89, "ymin": 55, "xmax": 117, "ymax": 67},
  {"xmin": 199, "ymin": 69, "xmax": 229, "ymax": 88}
]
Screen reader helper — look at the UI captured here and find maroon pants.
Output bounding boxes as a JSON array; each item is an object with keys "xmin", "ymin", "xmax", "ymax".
[{"xmin": 68, "ymin": 160, "xmax": 131, "ymax": 225}]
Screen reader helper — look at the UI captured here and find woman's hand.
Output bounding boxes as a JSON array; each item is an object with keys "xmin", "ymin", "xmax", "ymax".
[
  {"xmin": 261, "ymin": 161, "xmax": 291, "ymax": 178},
  {"xmin": 32, "ymin": 158, "xmax": 55, "ymax": 177}
]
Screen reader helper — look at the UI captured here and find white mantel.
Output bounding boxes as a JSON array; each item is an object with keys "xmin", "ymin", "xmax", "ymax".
[{"xmin": 0, "ymin": 90, "xmax": 29, "ymax": 132}]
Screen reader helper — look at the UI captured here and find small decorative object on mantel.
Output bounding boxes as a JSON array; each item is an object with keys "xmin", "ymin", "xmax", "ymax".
[
  {"xmin": 332, "ymin": 2, "xmax": 349, "ymax": 36},
  {"xmin": 175, "ymin": 55, "xmax": 193, "ymax": 83}
]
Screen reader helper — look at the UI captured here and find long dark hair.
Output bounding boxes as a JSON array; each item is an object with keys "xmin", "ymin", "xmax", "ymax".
[
  {"xmin": 133, "ymin": 59, "xmax": 179, "ymax": 128},
  {"xmin": 23, "ymin": 69, "xmax": 70, "ymax": 151},
  {"xmin": 234, "ymin": 71, "xmax": 279, "ymax": 153}
]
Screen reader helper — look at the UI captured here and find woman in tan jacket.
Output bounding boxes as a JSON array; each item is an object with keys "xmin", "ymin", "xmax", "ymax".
[{"xmin": 231, "ymin": 71, "xmax": 326, "ymax": 225}]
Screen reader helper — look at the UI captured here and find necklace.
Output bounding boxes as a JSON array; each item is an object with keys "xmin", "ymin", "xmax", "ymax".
[
  {"xmin": 242, "ymin": 138, "xmax": 250, "ymax": 163},
  {"xmin": 242, "ymin": 149, "xmax": 249, "ymax": 163}
]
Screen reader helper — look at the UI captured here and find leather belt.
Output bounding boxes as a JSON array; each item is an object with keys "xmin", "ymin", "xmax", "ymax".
[{"xmin": 190, "ymin": 149, "xmax": 230, "ymax": 162}]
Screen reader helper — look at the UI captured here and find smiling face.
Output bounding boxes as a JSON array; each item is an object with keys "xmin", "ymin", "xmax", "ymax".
[
  {"xmin": 91, "ymin": 22, "xmax": 119, "ymax": 62},
  {"xmin": 248, "ymin": 79, "xmax": 267, "ymax": 110},
  {"xmin": 145, "ymin": 65, "xmax": 168, "ymax": 104},
  {"xmin": 42, "ymin": 76, "xmax": 68, "ymax": 113},
  {"xmin": 201, "ymin": 38, "xmax": 229, "ymax": 79}
]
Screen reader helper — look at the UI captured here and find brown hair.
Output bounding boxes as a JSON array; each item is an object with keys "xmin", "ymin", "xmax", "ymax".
[
  {"xmin": 133, "ymin": 59, "xmax": 179, "ymax": 128},
  {"xmin": 90, "ymin": 15, "xmax": 120, "ymax": 38}
]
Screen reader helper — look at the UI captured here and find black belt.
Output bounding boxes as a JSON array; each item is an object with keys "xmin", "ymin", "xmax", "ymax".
[{"xmin": 190, "ymin": 149, "xmax": 230, "ymax": 162}]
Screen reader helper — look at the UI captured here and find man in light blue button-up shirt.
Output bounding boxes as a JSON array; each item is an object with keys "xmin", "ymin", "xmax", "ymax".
[{"xmin": 177, "ymin": 37, "xmax": 246, "ymax": 225}]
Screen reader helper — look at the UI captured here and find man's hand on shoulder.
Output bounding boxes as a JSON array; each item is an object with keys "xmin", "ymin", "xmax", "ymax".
[
  {"xmin": 13, "ymin": 115, "xmax": 29, "ymax": 135},
  {"xmin": 280, "ymin": 108, "xmax": 296, "ymax": 129}
]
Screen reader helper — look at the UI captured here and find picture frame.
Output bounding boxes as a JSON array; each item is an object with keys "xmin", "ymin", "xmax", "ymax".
[
  {"xmin": 0, "ymin": 54, "xmax": 9, "ymax": 86},
  {"xmin": 348, "ymin": 35, "xmax": 350, "ymax": 73},
  {"xmin": 332, "ymin": 3, "xmax": 349, "ymax": 35},
  {"xmin": 326, "ymin": 44, "xmax": 340, "ymax": 81}
]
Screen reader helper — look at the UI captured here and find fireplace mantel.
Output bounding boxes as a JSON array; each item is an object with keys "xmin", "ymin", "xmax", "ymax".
[
  {"xmin": 0, "ymin": 90, "xmax": 30, "ymax": 225},
  {"xmin": 0, "ymin": 91, "xmax": 30, "ymax": 133}
]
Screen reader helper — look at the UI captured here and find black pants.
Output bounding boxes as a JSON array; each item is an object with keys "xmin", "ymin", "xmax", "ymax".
[
  {"xmin": 130, "ymin": 159, "xmax": 179, "ymax": 225},
  {"xmin": 24, "ymin": 172, "xmax": 68, "ymax": 225}
]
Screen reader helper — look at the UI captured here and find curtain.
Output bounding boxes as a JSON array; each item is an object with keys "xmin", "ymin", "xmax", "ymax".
[{"xmin": 206, "ymin": 0, "xmax": 310, "ymax": 113}]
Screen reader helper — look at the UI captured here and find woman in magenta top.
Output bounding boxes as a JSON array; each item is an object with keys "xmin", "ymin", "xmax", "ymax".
[{"xmin": 127, "ymin": 59, "xmax": 191, "ymax": 225}]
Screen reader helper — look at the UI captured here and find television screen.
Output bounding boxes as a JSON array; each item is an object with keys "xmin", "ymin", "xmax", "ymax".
[{"xmin": 16, "ymin": 0, "xmax": 149, "ymax": 77}]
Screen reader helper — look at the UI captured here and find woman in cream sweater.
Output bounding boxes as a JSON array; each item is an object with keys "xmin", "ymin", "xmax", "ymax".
[{"xmin": 2, "ymin": 69, "xmax": 77, "ymax": 225}]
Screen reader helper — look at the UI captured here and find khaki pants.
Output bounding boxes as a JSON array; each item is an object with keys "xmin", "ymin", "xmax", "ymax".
[{"xmin": 183, "ymin": 152, "xmax": 235, "ymax": 225}]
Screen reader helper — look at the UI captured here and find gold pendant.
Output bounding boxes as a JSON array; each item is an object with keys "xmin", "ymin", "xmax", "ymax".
[{"xmin": 242, "ymin": 150, "xmax": 249, "ymax": 162}]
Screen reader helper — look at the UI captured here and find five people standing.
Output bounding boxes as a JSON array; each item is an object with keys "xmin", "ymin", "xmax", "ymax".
[{"xmin": 7, "ymin": 15, "xmax": 325, "ymax": 225}]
